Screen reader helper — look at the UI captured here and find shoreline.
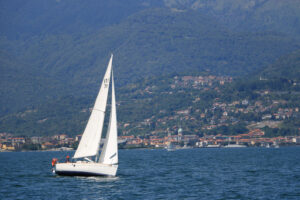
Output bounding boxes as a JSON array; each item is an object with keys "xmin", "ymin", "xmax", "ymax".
[{"xmin": 1, "ymin": 144, "xmax": 300, "ymax": 153}]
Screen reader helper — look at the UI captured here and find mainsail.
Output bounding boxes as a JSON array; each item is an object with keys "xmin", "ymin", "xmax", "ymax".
[
  {"xmin": 99, "ymin": 71, "xmax": 118, "ymax": 164},
  {"xmin": 73, "ymin": 55, "xmax": 113, "ymax": 159}
]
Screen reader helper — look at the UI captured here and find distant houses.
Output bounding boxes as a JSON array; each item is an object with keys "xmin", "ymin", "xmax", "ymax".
[{"xmin": 1, "ymin": 128, "xmax": 300, "ymax": 151}]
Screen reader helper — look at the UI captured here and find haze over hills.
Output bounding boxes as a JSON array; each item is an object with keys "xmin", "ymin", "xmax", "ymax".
[
  {"xmin": 2, "ymin": 0, "xmax": 300, "ymax": 38},
  {"xmin": 0, "ymin": 0, "xmax": 164, "ymax": 38},
  {"xmin": 0, "ymin": 0, "xmax": 300, "ymax": 136},
  {"xmin": 165, "ymin": 0, "xmax": 300, "ymax": 38}
]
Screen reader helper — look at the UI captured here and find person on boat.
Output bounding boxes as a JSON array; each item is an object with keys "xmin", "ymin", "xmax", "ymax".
[
  {"xmin": 52, "ymin": 158, "xmax": 57, "ymax": 166},
  {"xmin": 66, "ymin": 155, "xmax": 70, "ymax": 163}
]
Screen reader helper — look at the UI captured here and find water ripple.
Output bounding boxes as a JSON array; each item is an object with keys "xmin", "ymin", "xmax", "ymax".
[{"xmin": 0, "ymin": 148, "xmax": 300, "ymax": 199}]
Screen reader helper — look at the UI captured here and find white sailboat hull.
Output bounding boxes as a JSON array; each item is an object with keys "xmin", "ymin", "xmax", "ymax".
[{"xmin": 54, "ymin": 162, "xmax": 118, "ymax": 176}]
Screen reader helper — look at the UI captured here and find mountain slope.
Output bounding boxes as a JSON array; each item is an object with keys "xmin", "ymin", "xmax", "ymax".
[
  {"xmin": 0, "ymin": 0, "xmax": 163, "ymax": 39},
  {"xmin": 2, "ymin": 0, "xmax": 300, "ymax": 39},
  {"xmin": 164, "ymin": 0, "xmax": 300, "ymax": 38},
  {"xmin": 1, "ymin": 8, "xmax": 299, "ymax": 115},
  {"xmin": 261, "ymin": 49, "xmax": 300, "ymax": 81}
]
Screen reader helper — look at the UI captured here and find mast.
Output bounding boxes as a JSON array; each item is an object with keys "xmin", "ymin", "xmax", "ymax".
[{"xmin": 73, "ymin": 55, "xmax": 113, "ymax": 159}]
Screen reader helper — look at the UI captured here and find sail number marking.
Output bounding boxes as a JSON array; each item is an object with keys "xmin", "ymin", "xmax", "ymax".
[{"xmin": 104, "ymin": 78, "xmax": 109, "ymax": 88}]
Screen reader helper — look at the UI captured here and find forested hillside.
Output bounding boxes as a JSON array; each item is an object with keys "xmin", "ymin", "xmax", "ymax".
[
  {"xmin": 260, "ymin": 49, "xmax": 300, "ymax": 81},
  {"xmin": 164, "ymin": 0, "xmax": 300, "ymax": 38},
  {"xmin": 1, "ymin": 49, "xmax": 299, "ymax": 137},
  {"xmin": 0, "ymin": 0, "xmax": 300, "ymax": 136},
  {"xmin": 1, "ymin": 2, "xmax": 300, "ymax": 115},
  {"xmin": 0, "ymin": 0, "xmax": 164, "ymax": 38}
]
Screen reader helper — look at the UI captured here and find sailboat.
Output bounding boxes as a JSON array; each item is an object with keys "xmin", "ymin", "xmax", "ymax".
[
  {"xmin": 53, "ymin": 55, "xmax": 118, "ymax": 176},
  {"xmin": 165, "ymin": 142, "xmax": 176, "ymax": 151},
  {"xmin": 165, "ymin": 130, "xmax": 176, "ymax": 151}
]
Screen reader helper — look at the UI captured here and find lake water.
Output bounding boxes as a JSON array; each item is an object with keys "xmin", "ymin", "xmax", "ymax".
[{"xmin": 1, "ymin": 147, "xmax": 300, "ymax": 200}]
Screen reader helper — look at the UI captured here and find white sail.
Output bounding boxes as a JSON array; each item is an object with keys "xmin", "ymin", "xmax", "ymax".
[
  {"xmin": 99, "ymin": 72, "xmax": 118, "ymax": 164},
  {"xmin": 73, "ymin": 55, "xmax": 113, "ymax": 159}
]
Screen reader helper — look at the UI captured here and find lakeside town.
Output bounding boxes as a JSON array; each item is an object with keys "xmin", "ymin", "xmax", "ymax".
[
  {"xmin": 118, "ymin": 75, "xmax": 300, "ymax": 139},
  {"xmin": 1, "ymin": 75, "xmax": 300, "ymax": 152},
  {"xmin": 1, "ymin": 128, "xmax": 300, "ymax": 152}
]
